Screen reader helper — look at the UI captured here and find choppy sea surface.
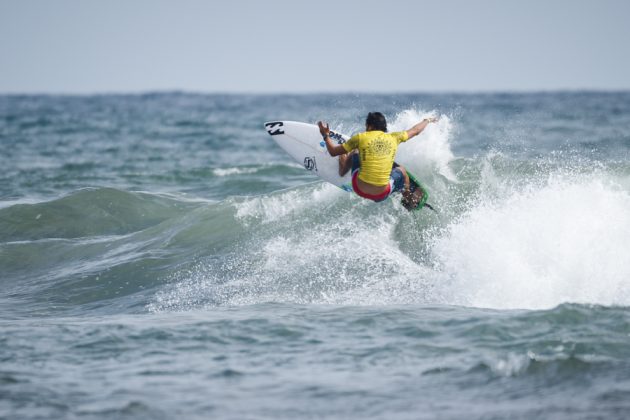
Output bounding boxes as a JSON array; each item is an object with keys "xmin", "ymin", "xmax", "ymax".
[{"xmin": 1, "ymin": 92, "xmax": 630, "ymax": 419}]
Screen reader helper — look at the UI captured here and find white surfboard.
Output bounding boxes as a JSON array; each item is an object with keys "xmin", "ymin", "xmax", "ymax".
[{"xmin": 264, "ymin": 121, "xmax": 353, "ymax": 192}]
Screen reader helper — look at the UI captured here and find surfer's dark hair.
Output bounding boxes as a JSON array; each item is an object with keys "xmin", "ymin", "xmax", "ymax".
[{"xmin": 366, "ymin": 112, "xmax": 387, "ymax": 132}]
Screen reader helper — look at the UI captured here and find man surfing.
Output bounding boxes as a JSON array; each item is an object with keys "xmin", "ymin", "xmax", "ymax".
[{"xmin": 318, "ymin": 112, "xmax": 437, "ymax": 207}]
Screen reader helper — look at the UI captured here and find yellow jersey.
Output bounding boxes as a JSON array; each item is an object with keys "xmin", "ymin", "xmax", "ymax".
[{"xmin": 342, "ymin": 130, "xmax": 409, "ymax": 186}]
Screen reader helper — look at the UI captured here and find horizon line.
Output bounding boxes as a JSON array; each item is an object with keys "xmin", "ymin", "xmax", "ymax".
[{"xmin": 2, "ymin": 87, "xmax": 630, "ymax": 97}]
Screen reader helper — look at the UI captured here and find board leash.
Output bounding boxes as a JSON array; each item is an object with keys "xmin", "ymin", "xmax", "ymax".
[{"xmin": 424, "ymin": 203, "xmax": 438, "ymax": 213}]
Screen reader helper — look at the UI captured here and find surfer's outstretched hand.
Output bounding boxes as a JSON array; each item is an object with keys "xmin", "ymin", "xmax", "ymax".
[{"xmin": 318, "ymin": 121, "xmax": 330, "ymax": 137}]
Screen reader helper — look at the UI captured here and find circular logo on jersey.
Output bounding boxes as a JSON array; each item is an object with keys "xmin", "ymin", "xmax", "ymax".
[{"xmin": 368, "ymin": 136, "xmax": 392, "ymax": 156}]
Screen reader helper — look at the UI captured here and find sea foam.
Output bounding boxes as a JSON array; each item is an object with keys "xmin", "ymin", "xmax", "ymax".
[{"xmin": 432, "ymin": 175, "xmax": 630, "ymax": 309}]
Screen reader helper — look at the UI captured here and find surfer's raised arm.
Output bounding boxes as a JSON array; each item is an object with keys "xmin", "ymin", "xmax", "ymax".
[
  {"xmin": 318, "ymin": 121, "xmax": 347, "ymax": 156},
  {"xmin": 406, "ymin": 117, "xmax": 438, "ymax": 139}
]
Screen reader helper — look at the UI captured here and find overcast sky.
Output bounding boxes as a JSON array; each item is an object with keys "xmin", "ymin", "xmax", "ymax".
[{"xmin": 1, "ymin": 0, "xmax": 629, "ymax": 94}]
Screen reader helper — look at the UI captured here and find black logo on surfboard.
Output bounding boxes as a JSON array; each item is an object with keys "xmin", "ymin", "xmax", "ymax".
[
  {"xmin": 329, "ymin": 131, "xmax": 345, "ymax": 144},
  {"xmin": 265, "ymin": 121, "xmax": 284, "ymax": 136},
  {"xmin": 303, "ymin": 156, "xmax": 317, "ymax": 171}
]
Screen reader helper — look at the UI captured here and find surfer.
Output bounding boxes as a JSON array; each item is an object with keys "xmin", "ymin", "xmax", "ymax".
[{"xmin": 318, "ymin": 112, "xmax": 437, "ymax": 205}]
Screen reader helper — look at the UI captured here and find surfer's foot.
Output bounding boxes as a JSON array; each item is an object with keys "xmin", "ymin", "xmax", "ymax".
[{"xmin": 402, "ymin": 188, "xmax": 423, "ymax": 209}]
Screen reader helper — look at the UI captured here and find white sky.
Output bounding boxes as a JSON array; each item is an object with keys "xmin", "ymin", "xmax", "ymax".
[{"xmin": 1, "ymin": 0, "xmax": 629, "ymax": 93}]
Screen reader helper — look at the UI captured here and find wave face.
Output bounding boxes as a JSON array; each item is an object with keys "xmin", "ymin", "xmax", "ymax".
[
  {"xmin": 4, "ymin": 93, "xmax": 629, "ymax": 315},
  {"xmin": 2, "ymin": 92, "xmax": 630, "ymax": 419}
]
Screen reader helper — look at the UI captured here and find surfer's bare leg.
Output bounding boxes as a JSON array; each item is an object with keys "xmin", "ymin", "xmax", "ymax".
[
  {"xmin": 396, "ymin": 164, "xmax": 411, "ymax": 192},
  {"xmin": 338, "ymin": 150, "xmax": 357, "ymax": 177},
  {"xmin": 396, "ymin": 164, "xmax": 423, "ymax": 205}
]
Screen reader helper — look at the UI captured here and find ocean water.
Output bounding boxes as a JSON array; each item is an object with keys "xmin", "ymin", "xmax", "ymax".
[{"xmin": 1, "ymin": 92, "xmax": 630, "ymax": 419}]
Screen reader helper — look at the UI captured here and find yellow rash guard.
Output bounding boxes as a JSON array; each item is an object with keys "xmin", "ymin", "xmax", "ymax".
[{"xmin": 342, "ymin": 130, "xmax": 409, "ymax": 186}]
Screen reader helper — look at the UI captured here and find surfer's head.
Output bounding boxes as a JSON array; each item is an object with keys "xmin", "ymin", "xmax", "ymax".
[{"xmin": 366, "ymin": 112, "xmax": 387, "ymax": 132}]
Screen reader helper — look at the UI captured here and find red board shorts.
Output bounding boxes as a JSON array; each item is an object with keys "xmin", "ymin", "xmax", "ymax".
[{"xmin": 350, "ymin": 154, "xmax": 405, "ymax": 202}]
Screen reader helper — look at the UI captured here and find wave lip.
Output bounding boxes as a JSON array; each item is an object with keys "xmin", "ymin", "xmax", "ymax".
[{"xmin": 0, "ymin": 187, "xmax": 196, "ymax": 242}]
